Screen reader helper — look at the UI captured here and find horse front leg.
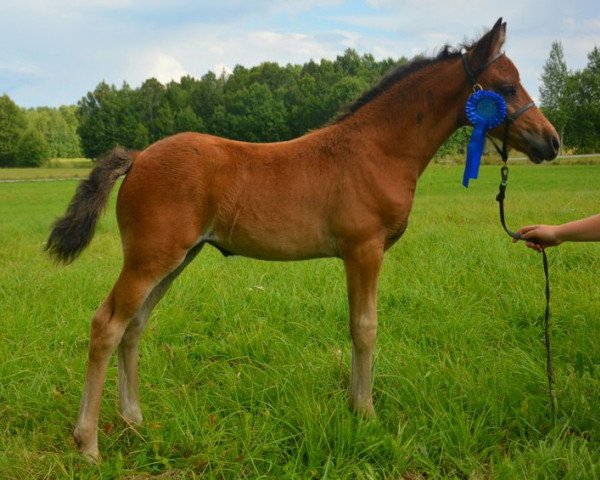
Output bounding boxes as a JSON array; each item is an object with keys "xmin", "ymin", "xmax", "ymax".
[{"xmin": 343, "ymin": 241, "xmax": 383, "ymax": 417}]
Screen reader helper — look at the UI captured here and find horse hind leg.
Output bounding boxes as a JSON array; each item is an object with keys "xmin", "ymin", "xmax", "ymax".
[
  {"xmin": 73, "ymin": 272, "xmax": 152, "ymax": 460},
  {"xmin": 117, "ymin": 243, "xmax": 204, "ymax": 425},
  {"xmin": 73, "ymin": 244, "xmax": 200, "ymax": 460}
]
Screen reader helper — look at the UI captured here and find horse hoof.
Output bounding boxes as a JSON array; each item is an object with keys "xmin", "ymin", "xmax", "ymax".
[
  {"xmin": 362, "ymin": 405, "xmax": 377, "ymax": 419},
  {"xmin": 73, "ymin": 427, "xmax": 99, "ymax": 462},
  {"xmin": 351, "ymin": 399, "xmax": 377, "ymax": 418},
  {"xmin": 82, "ymin": 449, "xmax": 101, "ymax": 463},
  {"xmin": 120, "ymin": 408, "xmax": 143, "ymax": 426}
]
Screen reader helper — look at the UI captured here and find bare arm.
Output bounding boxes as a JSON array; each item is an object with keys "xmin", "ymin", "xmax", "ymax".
[{"xmin": 513, "ymin": 214, "xmax": 600, "ymax": 251}]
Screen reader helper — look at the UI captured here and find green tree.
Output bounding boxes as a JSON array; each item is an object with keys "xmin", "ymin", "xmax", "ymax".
[
  {"xmin": 191, "ymin": 71, "xmax": 225, "ymax": 131},
  {"xmin": 174, "ymin": 106, "xmax": 204, "ymax": 133},
  {"xmin": 539, "ymin": 41, "xmax": 570, "ymax": 146},
  {"xmin": 136, "ymin": 78, "xmax": 169, "ymax": 142},
  {"xmin": 78, "ymin": 82, "xmax": 121, "ymax": 158},
  {"xmin": 565, "ymin": 47, "xmax": 600, "ymax": 152},
  {"xmin": 0, "ymin": 95, "xmax": 27, "ymax": 166},
  {"xmin": 16, "ymin": 127, "xmax": 50, "ymax": 166},
  {"xmin": 74, "ymin": 51, "xmax": 422, "ymax": 152},
  {"xmin": 327, "ymin": 76, "xmax": 369, "ymax": 118},
  {"xmin": 285, "ymin": 73, "xmax": 324, "ymax": 137},
  {"xmin": 78, "ymin": 82, "xmax": 146, "ymax": 158},
  {"xmin": 57, "ymin": 106, "xmax": 84, "ymax": 157},
  {"xmin": 224, "ymin": 83, "xmax": 289, "ymax": 142},
  {"xmin": 26, "ymin": 107, "xmax": 83, "ymax": 159},
  {"xmin": 437, "ymin": 128, "xmax": 471, "ymax": 157},
  {"xmin": 165, "ymin": 78, "xmax": 191, "ymax": 113},
  {"xmin": 581, "ymin": 47, "xmax": 600, "ymax": 151},
  {"xmin": 128, "ymin": 122, "xmax": 150, "ymax": 150},
  {"xmin": 210, "ymin": 105, "xmax": 229, "ymax": 138},
  {"xmin": 153, "ymin": 103, "xmax": 175, "ymax": 138}
]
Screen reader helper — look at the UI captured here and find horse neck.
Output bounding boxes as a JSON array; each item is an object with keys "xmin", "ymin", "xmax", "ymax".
[{"xmin": 340, "ymin": 58, "xmax": 468, "ymax": 173}]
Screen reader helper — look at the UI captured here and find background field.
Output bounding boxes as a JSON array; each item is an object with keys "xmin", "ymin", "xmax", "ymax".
[
  {"xmin": 0, "ymin": 159, "xmax": 92, "ymax": 181},
  {"xmin": 1, "ymin": 164, "xmax": 599, "ymax": 479}
]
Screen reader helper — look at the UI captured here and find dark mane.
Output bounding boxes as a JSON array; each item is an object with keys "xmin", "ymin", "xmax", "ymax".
[{"xmin": 334, "ymin": 43, "xmax": 472, "ymax": 123}]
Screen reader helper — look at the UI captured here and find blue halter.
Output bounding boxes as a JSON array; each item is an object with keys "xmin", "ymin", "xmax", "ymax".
[{"xmin": 463, "ymin": 89, "xmax": 507, "ymax": 187}]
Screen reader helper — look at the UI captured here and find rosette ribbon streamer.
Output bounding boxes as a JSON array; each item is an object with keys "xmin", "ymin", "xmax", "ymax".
[{"xmin": 463, "ymin": 89, "xmax": 507, "ymax": 187}]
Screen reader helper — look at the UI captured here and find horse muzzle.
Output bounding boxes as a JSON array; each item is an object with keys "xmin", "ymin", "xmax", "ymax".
[{"xmin": 524, "ymin": 132, "xmax": 560, "ymax": 163}]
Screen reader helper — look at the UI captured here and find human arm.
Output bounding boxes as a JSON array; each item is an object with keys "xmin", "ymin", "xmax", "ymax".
[{"xmin": 513, "ymin": 214, "xmax": 600, "ymax": 251}]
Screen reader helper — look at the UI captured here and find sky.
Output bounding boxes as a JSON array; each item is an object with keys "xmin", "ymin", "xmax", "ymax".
[{"xmin": 1, "ymin": 0, "xmax": 598, "ymax": 108}]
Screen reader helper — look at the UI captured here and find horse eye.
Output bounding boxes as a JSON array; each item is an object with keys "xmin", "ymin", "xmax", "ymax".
[{"xmin": 497, "ymin": 85, "xmax": 517, "ymax": 97}]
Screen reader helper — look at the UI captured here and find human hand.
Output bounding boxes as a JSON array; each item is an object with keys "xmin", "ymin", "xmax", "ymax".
[{"xmin": 512, "ymin": 224, "xmax": 562, "ymax": 252}]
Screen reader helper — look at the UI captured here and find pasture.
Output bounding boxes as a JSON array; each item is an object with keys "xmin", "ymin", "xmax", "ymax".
[{"xmin": 1, "ymin": 164, "xmax": 599, "ymax": 478}]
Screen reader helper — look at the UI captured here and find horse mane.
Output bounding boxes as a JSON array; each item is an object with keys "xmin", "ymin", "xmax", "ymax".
[{"xmin": 334, "ymin": 42, "xmax": 476, "ymax": 123}]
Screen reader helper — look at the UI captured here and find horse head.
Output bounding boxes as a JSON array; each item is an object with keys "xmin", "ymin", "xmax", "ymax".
[{"xmin": 464, "ymin": 18, "xmax": 560, "ymax": 163}]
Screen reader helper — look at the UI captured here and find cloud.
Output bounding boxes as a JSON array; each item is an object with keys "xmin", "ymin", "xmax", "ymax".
[
  {"xmin": 1, "ymin": 0, "xmax": 598, "ymax": 107},
  {"xmin": 0, "ymin": 60, "xmax": 41, "ymax": 77},
  {"xmin": 121, "ymin": 25, "xmax": 352, "ymax": 83},
  {"xmin": 212, "ymin": 63, "xmax": 232, "ymax": 77},
  {"xmin": 132, "ymin": 52, "xmax": 189, "ymax": 84}
]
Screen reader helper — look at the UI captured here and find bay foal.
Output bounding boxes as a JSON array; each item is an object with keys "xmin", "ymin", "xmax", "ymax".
[{"xmin": 47, "ymin": 19, "xmax": 559, "ymax": 459}]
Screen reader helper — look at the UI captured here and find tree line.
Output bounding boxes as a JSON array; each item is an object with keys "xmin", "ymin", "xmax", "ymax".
[
  {"xmin": 0, "ymin": 99, "xmax": 82, "ymax": 166},
  {"xmin": 0, "ymin": 45, "xmax": 598, "ymax": 167},
  {"xmin": 540, "ymin": 42, "xmax": 600, "ymax": 153},
  {"xmin": 75, "ymin": 50, "xmax": 403, "ymax": 159}
]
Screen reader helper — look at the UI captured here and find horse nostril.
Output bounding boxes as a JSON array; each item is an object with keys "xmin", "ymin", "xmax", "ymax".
[{"xmin": 550, "ymin": 135, "xmax": 560, "ymax": 154}]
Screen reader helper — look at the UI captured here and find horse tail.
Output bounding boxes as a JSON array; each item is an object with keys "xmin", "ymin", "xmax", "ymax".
[{"xmin": 46, "ymin": 147, "xmax": 134, "ymax": 264}]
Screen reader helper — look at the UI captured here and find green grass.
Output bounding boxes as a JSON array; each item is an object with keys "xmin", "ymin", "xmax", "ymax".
[
  {"xmin": 0, "ymin": 158, "xmax": 92, "ymax": 181},
  {"xmin": 46, "ymin": 158, "xmax": 93, "ymax": 169},
  {"xmin": 1, "ymin": 165, "xmax": 599, "ymax": 478},
  {"xmin": 0, "ymin": 168, "xmax": 92, "ymax": 181}
]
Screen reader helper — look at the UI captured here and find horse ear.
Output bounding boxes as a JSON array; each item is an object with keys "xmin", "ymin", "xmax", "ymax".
[{"xmin": 470, "ymin": 18, "xmax": 506, "ymax": 70}]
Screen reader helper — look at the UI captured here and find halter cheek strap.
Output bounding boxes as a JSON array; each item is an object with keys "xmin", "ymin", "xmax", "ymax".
[
  {"xmin": 461, "ymin": 49, "xmax": 505, "ymax": 86},
  {"xmin": 491, "ymin": 100, "xmax": 536, "ymax": 166},
  {"xmin": 460, "ymin": 49, "xmax": 536, "ymax": 163}
]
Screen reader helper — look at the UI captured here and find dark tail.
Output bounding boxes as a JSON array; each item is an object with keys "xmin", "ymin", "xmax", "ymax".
[{"xmin": 46, "ymin": 147, "xmax": 133, "ymax": 264}]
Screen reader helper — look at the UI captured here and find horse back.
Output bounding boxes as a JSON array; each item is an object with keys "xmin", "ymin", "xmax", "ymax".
[{"xmin": 115, "ymin": 132, "xmax": 351, "ymax": 260}]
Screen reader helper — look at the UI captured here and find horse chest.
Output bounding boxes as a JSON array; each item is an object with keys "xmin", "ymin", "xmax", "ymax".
[
  {"xmin": 384, "ymin": 223, "xmax": 408, "ymax": 250},
  {"xmin": 378, "ymin": 193, "xmax": 414, "ymax": 250}
]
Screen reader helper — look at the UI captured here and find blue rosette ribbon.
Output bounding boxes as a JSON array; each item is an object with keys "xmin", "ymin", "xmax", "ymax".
[{"xmin": 463, "ymin": 90, "xmax": 507, "ymax": 187}]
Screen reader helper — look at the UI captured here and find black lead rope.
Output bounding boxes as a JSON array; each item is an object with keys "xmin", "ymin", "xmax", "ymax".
[
  {"xmin": 492, "ymin": 162, "xmax": 556, "ymax": 416},
  {"xmin": 460, "ymin": 50, "xmax": 555, "ymax": 414},
  {"xmin": 495, "ymin": 163, "xmax": 555, "ymax": 416}
]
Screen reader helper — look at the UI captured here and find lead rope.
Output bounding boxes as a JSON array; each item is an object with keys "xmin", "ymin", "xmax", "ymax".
[
  {"xmin": 494, "ymin": 151, "xmax": 556, "ymax": 416},
  {"xmin": 461, "ymin": 50, "xmax": 556, "ymax": 414}
]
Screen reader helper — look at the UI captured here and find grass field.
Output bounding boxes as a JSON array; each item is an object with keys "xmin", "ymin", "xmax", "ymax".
[
  {"xmin": 1, "ymin": 164, "xmax": 599, "ymax": 479},
  {"xmin": 0, "ymin": 158, "xmax": 92, "ymax": 181}
]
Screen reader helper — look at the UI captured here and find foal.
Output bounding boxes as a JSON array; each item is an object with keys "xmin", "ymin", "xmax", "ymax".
[{"xmin": 47, "ymin": 19, "xmax": 559, "ymax": 459}]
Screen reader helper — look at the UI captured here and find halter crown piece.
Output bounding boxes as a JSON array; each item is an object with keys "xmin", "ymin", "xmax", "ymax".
[{"xmin": 463, "ymin": 89, "xmax": 507, "ymax": 187}]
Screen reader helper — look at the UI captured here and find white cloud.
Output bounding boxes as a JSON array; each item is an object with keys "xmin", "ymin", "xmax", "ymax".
[
  {"xmin": 139, "ymin": 25, "xmax": 345, "ymax": 76},
  {"xmin": 212, "ymin": 63, "xmax": 232, "ymax": 77},
  {"xmin": 0, "ymin": 60, "xmax": 41, "ymax": 77},
  {"xmin": 1, "ymin": 0, "xmax": 598, "ymax": 106},
  {"xmin": 138, "ymin": 52, "xmax": 189, "ymax": 84}
]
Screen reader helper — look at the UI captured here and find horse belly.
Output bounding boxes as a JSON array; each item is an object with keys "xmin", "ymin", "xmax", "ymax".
[{"xmin": 208, "ymin": 214, "xmax": 336, "ymax": 261}]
